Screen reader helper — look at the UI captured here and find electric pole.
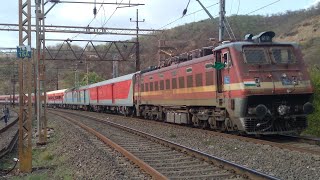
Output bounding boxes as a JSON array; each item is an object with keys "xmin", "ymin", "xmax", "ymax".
[
  {"xmin": 219, "ymin": 0, "xmax": 226, "ymax": 41},
  {"xmin": 18, "ymin": 0, "xmax": 33, "ymax": 173},
  {"xmin": 130, "ymin": 9, "xmax": 145, "ymax": 71},
  {"xmin": 35, "ymin": 0, "xmax": 48, "ymax": 145},
  {"xmin": 195, "ymin": 0, "xmax": 225, "ymax": 41},
  {"xmin": 112, "ymin": 55, "xmax": 119, "ymax": 78}
]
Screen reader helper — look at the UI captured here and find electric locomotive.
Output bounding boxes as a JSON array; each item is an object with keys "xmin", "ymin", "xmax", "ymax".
[{"xmin": 135, "ymin": 31, "xmax": 314, "ymax": 135}]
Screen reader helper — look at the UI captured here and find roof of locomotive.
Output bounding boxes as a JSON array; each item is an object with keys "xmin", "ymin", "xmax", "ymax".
[
  {"xmin": 142, "ymin": 54, "xmax": 213, "ymax": 76},
  {"xmin": 214, "ymin": 41, "xmax": 299, "ymax": 51}
]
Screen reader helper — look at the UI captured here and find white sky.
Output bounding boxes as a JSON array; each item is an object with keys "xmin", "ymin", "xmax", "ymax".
[{"xmin": 0, "ymin": 0, "xmax": 319, "ymax": 48}]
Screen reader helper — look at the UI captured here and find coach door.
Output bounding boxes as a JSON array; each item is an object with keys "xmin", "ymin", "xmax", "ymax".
[
  {"xmin": 136, "ymin": 74, "xmax": 141, "ymax": 104},
  {"xmin": 83, "ymin": 89, "xmax": 86, "ymax": 104},
  {"xmin": 111, "ymin": 83, "xmax": 115, "ymax": 104}
]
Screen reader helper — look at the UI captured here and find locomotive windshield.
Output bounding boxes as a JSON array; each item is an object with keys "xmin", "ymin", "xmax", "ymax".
[
  {"xmin": 243, "ymin": 46, "xmax": 297, "ymax": 64},
  {"xmin": 243, "ymin": 48, "xmax": 268, "ymax": 64}
]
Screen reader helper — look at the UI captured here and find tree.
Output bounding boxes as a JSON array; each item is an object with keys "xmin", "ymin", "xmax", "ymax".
[{"xmin": 80, "ymin": 72, "xmax": 105, "ymax": 86}]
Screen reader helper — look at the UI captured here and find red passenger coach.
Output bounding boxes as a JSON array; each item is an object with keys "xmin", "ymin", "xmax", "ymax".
[
  {"xmin": 88, "ymin": 73, "xmax": 136, "ymax": 114},
  {"xmin": 47, "ymin": 89, "xmax": 67, "ymax": 107}
]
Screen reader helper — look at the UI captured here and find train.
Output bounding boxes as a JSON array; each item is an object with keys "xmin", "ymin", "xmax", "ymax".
[{"xmin": 0, "ymin": 31, "xmax": 314, "ymax": 135}]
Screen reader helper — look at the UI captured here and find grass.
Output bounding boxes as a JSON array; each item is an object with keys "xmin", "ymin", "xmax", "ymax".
[
  {"xmin": 304, "ymin": 68, "xmax": 320, "ymax": 137},
  {"xmin": 169, "ymin": 133, "xmax": 177, "ymax": 138},
  {"xmin": 0, "ymin": 151, "xmax": 18, "ymax": 171},
  {"xmin": 203, "ymin": 139, "xmax": 215, "ymax": 146}
]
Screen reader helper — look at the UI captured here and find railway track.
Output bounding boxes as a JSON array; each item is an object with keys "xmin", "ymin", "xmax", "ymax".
[
  {"xmin": 0, "ymin": 111, "xmax": 19, "ymax": 159},
  {"xmin": 50, "ymin": 109, "xmax": 277, "ymax": 180},
  {"xmin": 54, "ymin": 109, "xmax": 320, "ymax": 157}
]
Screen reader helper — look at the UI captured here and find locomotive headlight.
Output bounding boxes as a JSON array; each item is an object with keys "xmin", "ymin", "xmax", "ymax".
[
  {"xmin": 303, "ymin": 102, "xmax": 314, "ymax": 114},
  {"xmin": 255, "ymin": 104, "xmax": 268, "ymax": 118},
  {"xmin": 278, "ymin": 105, "xmax": 289, "ymax": 116}
]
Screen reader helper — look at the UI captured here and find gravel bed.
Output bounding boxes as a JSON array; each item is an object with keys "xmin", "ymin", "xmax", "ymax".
[
  {"xmin": 46, "ymin": 115, "xmax": 152, "ymax": 180},
  {"xmin": 77, "ymin": 110, "xmax": 320, "ymax": 180}
]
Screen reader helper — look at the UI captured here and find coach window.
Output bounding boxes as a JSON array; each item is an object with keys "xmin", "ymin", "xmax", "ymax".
[
  {"xmin": 179, "ymin": 77, "xmax": 185, "ymax": 88},
  {"xmin": 166, "ymin": 79, "xmax": 170, "ymax": 90},
  {"xmin": 150, "ymin": 82, "xmax": 154, "ymax": 91},
  {"xmin": 206, "ymin": 71, "xmax": 214, "ymax": 85},
  {"xmin": 172, "ymin": 78, "xmax": 177, "ymax": 89},
  {"xmin": 145, "ymin": 83, "xmax": 149, "ymax": 92},
  {"xmin": 160, "ymin": 80, "xmax": 164, "ymax": 90},
  {"xmin": 187, "ymin": 75, "xmax": 193, "ymax": 88},
  {"xmin": 195, "ymin": 73, "xmax": 203, "ymax": 87},
  {"xmin": 141, "ymin": 83, "xmax": 144, "ymax": 92},
  {"xmin": 155, "ymin": 81, "xmax": 159, "ymax": 91}
]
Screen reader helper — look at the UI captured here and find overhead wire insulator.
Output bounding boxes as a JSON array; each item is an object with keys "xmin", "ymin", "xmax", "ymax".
[
  {"xmin": 93, "ymin": 7, "xmax": 97, "ymax": 17},
  {"xmin": 93, "ymin": 0, "xmax": 97, "ymax": 17}
]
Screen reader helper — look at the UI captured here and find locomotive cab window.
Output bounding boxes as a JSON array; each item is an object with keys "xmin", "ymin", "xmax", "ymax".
[
  {"xmin": 270, "ymin": 47, "xmax": 296, "ymax": 64},
  {"xmin": 243, "ymin": 47, "xmax": 269, "ymax": 64},
  {"xmin": 222, "ymin": 51, "xmax": 232, "ymax": 68}
]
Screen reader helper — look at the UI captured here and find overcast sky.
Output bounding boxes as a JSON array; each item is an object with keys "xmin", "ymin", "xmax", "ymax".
[{"xmin": 0, "ymin": 0, "xmax": 320, "ymax": 48}]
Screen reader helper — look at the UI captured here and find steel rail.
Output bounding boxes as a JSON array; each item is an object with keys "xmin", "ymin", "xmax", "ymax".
[
  {"xmin": 0, "ymin": 132, "xmax": 18, "ymax": 159},
  {"xmin": 50, "ymin": 111, "xmax": 168, "ymax": 180},
  {"xmin": 0, "ymin": 111, "xmax": 19, "ymax": 159},
  {"xmin": 51, "ymin": 109, "xmax": 279, "ymax": 180}
]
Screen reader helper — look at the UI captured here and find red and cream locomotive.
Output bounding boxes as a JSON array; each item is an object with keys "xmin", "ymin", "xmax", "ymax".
[{"xmin": 136, "ymin": 31, "xmax": 314, "ymax": 134}]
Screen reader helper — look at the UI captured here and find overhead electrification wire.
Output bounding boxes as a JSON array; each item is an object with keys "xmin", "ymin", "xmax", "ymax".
[
  {"xmin": 224, "ymin": 17, "xmax": 236, "ymax": 40},
  {"xmin": 70, "ymin": 0, "xmax": 106, "ymax": 40},
  {"xmin": 159, "ymin": 2, "xmax": 219, "ymax": 30},
  {"xmin": 89, "ymin": 0, "xmax": 125, "ymax": 42},
  {"xmin": 236, "ymin": 0, "xmax": 240, "ymax": 15},
  {"xmin": 246, "ymin": 0, "xmax": 281, "ymax": 15}
]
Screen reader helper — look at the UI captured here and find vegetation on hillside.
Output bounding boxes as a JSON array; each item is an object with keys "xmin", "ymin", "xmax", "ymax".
[{"xmin": 305, "ymin": 68, "xmax": 320, "ymax": 136}]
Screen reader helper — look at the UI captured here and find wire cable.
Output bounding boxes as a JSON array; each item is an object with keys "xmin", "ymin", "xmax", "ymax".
[
  {"xmin": 236, "ymin": 0, "xmax": 240, "ymax": 15},
  {"xmin": 70, "ymin": 0, "xmax": 106, "ymax": 40},
  {"xmin": 246, "ymin": 0, "xmax": 281, "ymax": 15},
  {"xmin": 90, "ymin": 0, "xmax": 125, "ymax": 41},
  {"xmin": 159, "ymin": 2, "xmax": 219, "ymax": 30},
  {"xmin": 225, "ymin": 17, "xmax": 236, "ymax": 40}
]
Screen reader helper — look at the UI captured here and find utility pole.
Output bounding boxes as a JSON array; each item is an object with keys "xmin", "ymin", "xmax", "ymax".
[
  {"xmin": 219, "ymin": 0, "xmax": 226, "ymax": 41},
  {"xmin": 56, "ymin": 68, "xmax": 59, "ymax": 90},
  {"xmin": 195, "ymin": 0, "xmax": 225, "ymax": 41},
  {"xmin": 112, "ymin": 55, "xmax": 119, "ymax": 78},
  {"xmin": 130, "ymin": 9, "xmax": 145, "ymax": 71},
  {"xmin": 11, "ymin": 74, "xmax": 16, "ymax": 108},
  {"xmin": 35, "ymin": 0, "xmax": 47, "ymax": 145},
  {"xmin": 18, "ymin": 0, "xmax": 33, "ymax": 173}
]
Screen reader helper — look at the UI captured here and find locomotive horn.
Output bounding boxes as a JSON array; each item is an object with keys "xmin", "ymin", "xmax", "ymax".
[
  {"xmin": 255, "ymin": 104, "xmax": 268, "ymax": 118},
  {"xmin": 303, "ymin": 102, "xmax": 314, "ymax": 114}
]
